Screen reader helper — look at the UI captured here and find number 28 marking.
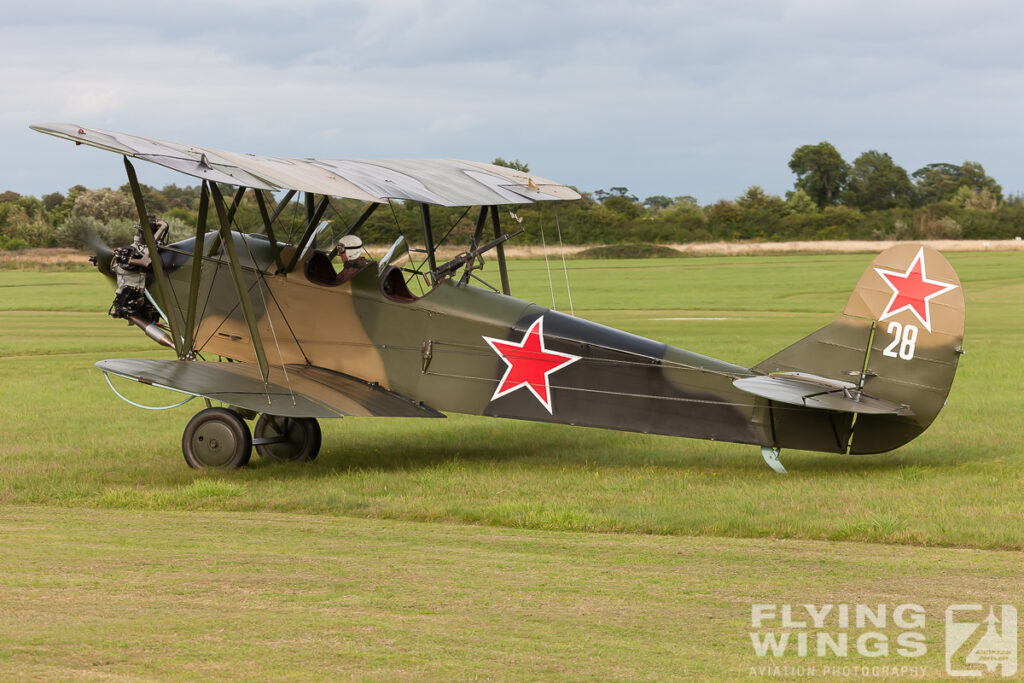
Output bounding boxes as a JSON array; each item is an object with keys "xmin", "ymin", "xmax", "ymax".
[{"xmin": 882, "ymin": 321, "xmax": 918, "ymax": 360}]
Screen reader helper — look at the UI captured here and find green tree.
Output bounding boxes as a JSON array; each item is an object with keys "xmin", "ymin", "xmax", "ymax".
[
  {"xmin": 788, "ymin": 142, "xmax": 849, "ymax": 208},
  {"xmin": 911, "ymin": 163, "xmax": 960, "ymax": 204},
  {"xmin": 644, "ymin": 195, "xmax": 673, "ymax": 210},
  {"xmin": 602, "ymin": 194, "xmax": 641, "ymax": 219},
  {"xmin": 734, "ymin": 186, "xmax": 787, "ymax": 239},
  {"xmin": 843, "ymin": 150, "xmax": 914, "ymax": 211},
  {"xmin": 52, "ymin": 185, "xmax": 88, "ymax": 226},
  {"xmin": 958, "ymin": 161, "xmax": 1002, "ymax": 202},
  {"xmin": 912, "ymin": 161, "xmax": 1002, "ymax": 205},
  {"xmin": 491, "ymin": 157, "xmax": 529, "ymax": 172},
  {"xmin": 607, "ymin": 187, "xmax": 637, "ymax": 201},
  {"xmin": 15, "ymin": 195, "xmax": 43, "ymax": 219},
  {"xmin": 41, "ymin": 192, "xmax": 65, "ymax": 215},
  {"xmin": 160, "ymin": 184, "xmax": 202, "ymax": 210},
  {"xmin": 736, "ymin": 185, "xmax": 784, "ymax": 210},
  {"xmin": 784, "ymin": 189, "xmax": 818, "ymax": 215},
  {"xmin": 953, "ymin": 186, "xmax": 998, "ymax": 210},
  {"xmin": 72, "ymin": 188, "xmax": 136, "ymax": 222},
  {"xmin": 118, "ymin": 182, "xmax": 170, "ymax": 213}
]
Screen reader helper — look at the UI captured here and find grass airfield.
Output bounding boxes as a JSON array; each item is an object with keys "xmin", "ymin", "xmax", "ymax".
[{"xmin": 1, "ymin": 250, "xmax": 1022, "ymax": 680}]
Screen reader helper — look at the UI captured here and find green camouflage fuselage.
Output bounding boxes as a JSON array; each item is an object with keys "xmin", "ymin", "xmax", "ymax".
[{"xmin": 152, "ymin": 233, "xmax": 964, "ymax": 455}]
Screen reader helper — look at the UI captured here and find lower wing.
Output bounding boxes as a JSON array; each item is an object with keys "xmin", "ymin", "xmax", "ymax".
[{"xmin": 96, "ymin": 358, "xmax": 444, "ymax": 419}]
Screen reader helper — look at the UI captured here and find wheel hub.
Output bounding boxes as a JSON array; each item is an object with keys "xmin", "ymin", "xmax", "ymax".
[{"xmin": 191, "ymin": 422, "xmax": 237, "ymax": 467}]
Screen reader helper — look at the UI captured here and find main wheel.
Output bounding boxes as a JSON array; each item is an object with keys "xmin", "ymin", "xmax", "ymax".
[
  {"xmin": 182, "ymin": 407, "xmax": 252, "ymax": 469},
  {"xmin": 253, "ymin": 415, "xmax": 322, "ymax": 462}
]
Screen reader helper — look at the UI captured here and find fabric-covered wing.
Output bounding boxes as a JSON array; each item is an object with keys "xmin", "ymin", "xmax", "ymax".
[
  {"xmin": 31, "ymin": 123, "xmax": 581, "ymax": 206},
  {"xmin": 97, "ymin": 359, "xmax": 444, "ymax": 419}
]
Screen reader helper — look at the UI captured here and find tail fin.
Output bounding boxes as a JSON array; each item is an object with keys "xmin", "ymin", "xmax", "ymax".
[{"xmin": 752, "ymin": 244, "xmax": 965, "ymax": 454}]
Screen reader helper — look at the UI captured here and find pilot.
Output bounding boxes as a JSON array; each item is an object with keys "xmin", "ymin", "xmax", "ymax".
[{"xmin": 336, "ymin": 234, "xmax": 369, "ymax": 283}]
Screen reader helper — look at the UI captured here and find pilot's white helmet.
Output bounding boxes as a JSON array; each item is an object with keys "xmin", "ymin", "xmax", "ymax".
[{"xmin": 339, "ymin": 234, "xmax": 362, "ymax": 260}]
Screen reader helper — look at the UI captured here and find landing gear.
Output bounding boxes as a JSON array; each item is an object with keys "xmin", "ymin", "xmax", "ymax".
[
  {"xmin": 253, "ymin": 414, "xmax": 322, "ymax": 462},
  {"xmin": 182, "ymin": 407, "xmax": 252, "ymax": 469},
  {"xmin": 179, "ymin": 409, "xmax": 322, "ymax": 468}
]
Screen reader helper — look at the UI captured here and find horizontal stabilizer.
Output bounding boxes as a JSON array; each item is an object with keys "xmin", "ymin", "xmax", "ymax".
[
  {"xmin": 733, "ymin": 372, "xmax": 912, "ymax": 416},
  {"xmin": 97, "ymin": 358, "xmax": 444, "ymax": 419}
]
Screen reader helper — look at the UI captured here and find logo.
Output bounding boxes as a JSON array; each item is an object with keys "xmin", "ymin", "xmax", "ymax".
[
  {"xmin": 749, "ymin": 603, "xmax": 927, "ymax": 661},
  {"xmin": 946, "ymin": 605, "xmax": 1017, "ymax": 677},
  {"xmin": 874, "ymin": 246, "xmax": 958, "ymax": 332},
  {"xmin": 482, "ymin": 316, "xmax": 581, "ymax": 414}
]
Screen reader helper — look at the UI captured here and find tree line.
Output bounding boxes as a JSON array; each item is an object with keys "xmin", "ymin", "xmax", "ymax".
[{"xmin": 2, "ymin": 142, "xmax": 1022, "ymax": 251}]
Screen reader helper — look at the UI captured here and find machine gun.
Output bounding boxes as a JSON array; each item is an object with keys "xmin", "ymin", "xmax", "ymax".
[{"xmin": 432, "ymin": 228, "xmax": 525, "ymax": 286}]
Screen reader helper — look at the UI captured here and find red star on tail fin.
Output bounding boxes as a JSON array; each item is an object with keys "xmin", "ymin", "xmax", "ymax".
[{"xmin": 874, "ymin": 247, "xmax": 958, "ymax": 332}]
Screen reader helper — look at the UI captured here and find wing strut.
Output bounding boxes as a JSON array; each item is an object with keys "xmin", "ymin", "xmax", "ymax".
[
  {"xmin": 209, "ymin": 182, "xmax": 271, "ymax": 385},
  {"xmin": 253, "ymin": 190, "xmax": 286, "ymax": 273},
  {"xmin": 205, "ymin": 186, "xmax": 247, "ymax": 256},
  {"xmin": 421, "ymin": 203, "xmax": 438, "ymax": 277},
  {"xmin": 472, "ymin": 206, "xmax": 488, "ymax": 245},
  {"xmin": 489, "ymin": 205, "xmax": 512, "ymax": 295},
  {"xmin": 284, "ymin": 193, "xmax": 331, "ymax": 274},
  {"xmin": 123, "ymin": 157, "xmax": 185, "ymax": 356},
  {"xmin": 344, "ymin": 201, "xmax": 379, "ymax": 236},
  {"xmin": 253, "ymin": 188, "xmax": 297, "ymax": 236},
  {"xmin": 182, "ymin": 181, "xmax": 210, "ymax": 355}
]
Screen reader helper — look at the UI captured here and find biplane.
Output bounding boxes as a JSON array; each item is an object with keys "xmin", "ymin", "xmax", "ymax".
[{"xmin": 32, "ymin": 123, "xmax": 965, "ymax": 473}]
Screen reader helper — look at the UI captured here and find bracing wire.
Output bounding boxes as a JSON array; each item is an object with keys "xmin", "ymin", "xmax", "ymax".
[
  {"xmin": 284, "ymin": 192, "xmax": 302, "ymax": 243},
  {"xmin": 434, "ymin": 205, "xmax": 472, "ymax": 249},
  {"xmin": 554, "ymin": 210, "xmax": 575, "ymax": 316},
  {"xmin": 238, "ymin": 229, "xmax": 297, "ymax": 406},
  {"xmin": 538, "ymin": 212, "xmax": 557, "ymax": 310},
  {"xmin": 387, "ymin": 199, "xmax": 429, "ymax": 295},
  {"xmin": 325, "ymin": 197, "xmax": 354, "ymax": 245},
  {"xmin": 227, "ymin": 196, "xmax": 276, "ymax": 406}
]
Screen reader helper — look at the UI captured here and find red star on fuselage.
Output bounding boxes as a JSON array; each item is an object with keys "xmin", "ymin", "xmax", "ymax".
[
  {"xmin": 482, "ymin": 316, "xmax": 581, "ymax": 414},
  {"xmin": 873, "ymin": 247, "xmax": 958, "ymax": 332}
]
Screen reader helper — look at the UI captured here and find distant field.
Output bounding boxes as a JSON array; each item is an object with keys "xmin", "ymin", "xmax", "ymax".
[
  {"xmin": 4, "ymin": 237, "xmax": 1023, "ymax": 270},
  {"xmin": 1, "ymin": 251, "xmax": 1022, "ymax": 680}
]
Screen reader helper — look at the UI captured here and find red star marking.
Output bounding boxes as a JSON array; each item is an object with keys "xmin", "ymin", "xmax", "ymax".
[
  {"xmin": 873, "ymin": 247, "xmax": 958, "ymax": 332},
  {"xmin": 482, "ymin": 316, "xmax": 581, "ymax": 414}
]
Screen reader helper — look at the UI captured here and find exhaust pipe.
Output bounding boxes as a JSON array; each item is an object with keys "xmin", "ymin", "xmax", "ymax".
[{"xmin": 128, "ymin": 315, "xmax": 174, "ymax": 349}]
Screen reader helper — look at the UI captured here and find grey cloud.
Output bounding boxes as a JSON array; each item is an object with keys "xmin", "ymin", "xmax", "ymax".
[{"xmin": 6, "ymin": 0, "xmax": 1024, "ymax": 202}]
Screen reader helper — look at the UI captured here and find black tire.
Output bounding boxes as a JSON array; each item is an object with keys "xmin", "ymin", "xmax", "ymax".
[
  {"xmin": 182, "ymin": 407, "xmax": 252, "ymax": 469},
  {"xmin": 253, "ymin": 415, "xmax": 322, "ymax": 462}
]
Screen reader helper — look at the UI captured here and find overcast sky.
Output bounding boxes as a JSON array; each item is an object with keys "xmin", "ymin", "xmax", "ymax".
[{"xmin": 4, "ymin": 0, "xmax": 1024, "ymax": 204}]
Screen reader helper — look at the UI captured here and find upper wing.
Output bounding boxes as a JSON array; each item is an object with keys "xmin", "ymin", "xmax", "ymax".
[
  {"xmin": 31, "ymin": 123, "xmax": 581, "ymax": 206},
  {"xmin": 97, "ymin": 358, "xmax": 444, "ymax": 419}
]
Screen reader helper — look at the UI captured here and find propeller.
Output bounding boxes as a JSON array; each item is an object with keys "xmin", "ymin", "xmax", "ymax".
[{"xmin": 83, "ymin": 226, "xmax": 116, "ymax": 282}]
